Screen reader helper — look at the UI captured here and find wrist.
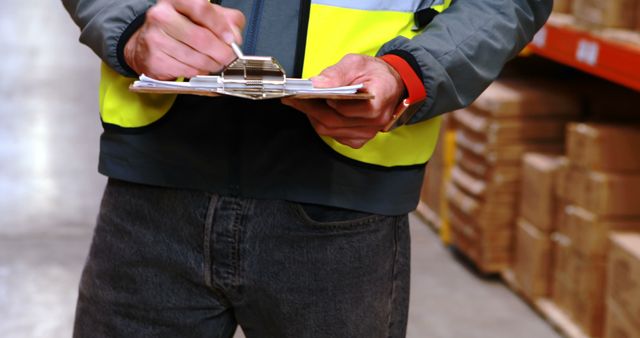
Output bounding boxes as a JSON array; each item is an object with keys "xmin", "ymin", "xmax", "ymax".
[
  {"xmin": 117, "ymin": 13, "xmax": 147, "ymax": 77},
  {"xmin": 123, "ymin": 30, "xmax": 141, "ymax": 75},
  {"xmin": 380, "ymin": 54, "xmax": 427, "ymax": 130},
  {"xmin": 382, "ymin": 59, "xmax": 407, "ymax": 105}
]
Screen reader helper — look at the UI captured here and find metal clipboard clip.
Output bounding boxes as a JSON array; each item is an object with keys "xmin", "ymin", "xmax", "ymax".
[{"xmin": 218, "ymin": 42, "xmax": 290, "ymax": 100}]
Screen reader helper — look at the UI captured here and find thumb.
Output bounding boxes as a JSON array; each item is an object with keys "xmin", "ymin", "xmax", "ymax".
[
  {"xmin": 311, "ymin": 64, "xmax": 349, "ymax": 88},
  {"xmin": 312, "ymin": 54, "xmax": 366, "ymax": 88},
  {"xmin": 311, "ymin": 75, "xmax": 338, "ymax": 88}
]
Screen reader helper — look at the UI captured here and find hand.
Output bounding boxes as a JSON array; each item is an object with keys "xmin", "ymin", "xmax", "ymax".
[
  {"xmin": 282, "ymin": 54, "xmax": 405, "ymax": 149},
  {"xmin": 124, "ymin": 0, "xmax": 245, "ymax": 80}
]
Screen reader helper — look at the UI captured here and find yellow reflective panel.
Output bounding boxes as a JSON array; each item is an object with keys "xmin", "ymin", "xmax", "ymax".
[
  {"xmin": 309, "ymin": 0, "xmax": 419, "ymax": 12},
  {"xmin": 302, "ymin": 4, "xmax": 442, "ymax": 167},
  {"xmin": 308, "ymin": 0, "xmax": 450, "ymax": 13},
  {"xmin": 303, "ymin": 5, "xmax": 418, "ymax": 79},
  {"xmin": 99, "ymin": 63, "xmax": 177, "ymax": 128},
  {"xmin": 320, "ymin": 116, "xmax": 442, "ymax": 167}
]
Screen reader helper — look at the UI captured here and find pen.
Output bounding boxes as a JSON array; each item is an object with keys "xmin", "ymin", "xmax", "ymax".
[{"xmin": 230, "ymin": 42, "xmax": 244, "ymax": 59}]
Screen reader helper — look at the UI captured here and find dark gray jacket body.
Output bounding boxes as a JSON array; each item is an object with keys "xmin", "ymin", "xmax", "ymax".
[{"xmin": 62, "ymin": 0, "xmax": 552, "ymax": 214}]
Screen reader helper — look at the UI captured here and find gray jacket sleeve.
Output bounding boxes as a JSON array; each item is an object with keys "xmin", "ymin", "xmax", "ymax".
[
  {"xmin": 378, "ymin": 0, "xmax": 553, "ymax": 123},
  {"xmin": 62, "ymin": 0, "xmax": 154, "ymax": 76}
]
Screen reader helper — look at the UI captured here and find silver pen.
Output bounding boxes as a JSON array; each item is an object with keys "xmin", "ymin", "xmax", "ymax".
[{"xmin": 230, "ymin": 42, "xmax": 244, "ymax": 59}]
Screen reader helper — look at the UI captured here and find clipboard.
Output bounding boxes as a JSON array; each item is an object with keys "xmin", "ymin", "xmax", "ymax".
[{"xmin": 129, "ymin": 49, "xmax": 374, "ymax": 101}]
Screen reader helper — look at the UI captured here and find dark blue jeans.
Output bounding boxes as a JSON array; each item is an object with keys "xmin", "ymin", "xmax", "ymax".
[{"xmin": 73, "ymin": 179, "xmax": 410, "ymax": 337}]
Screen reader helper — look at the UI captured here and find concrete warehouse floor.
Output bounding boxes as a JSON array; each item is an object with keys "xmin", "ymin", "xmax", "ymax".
[{"xmin": 0, "ymin": 1, "xmax": 562, "ymax": 337}]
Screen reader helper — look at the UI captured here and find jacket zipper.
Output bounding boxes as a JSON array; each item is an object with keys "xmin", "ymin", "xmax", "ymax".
[
  {"xmin": 293, "ymin": 0, "xmax": 311, "ymax": 78},
  {"xmin": 244, "ymin": 0, "xmax": 265, "ymax": 55}
]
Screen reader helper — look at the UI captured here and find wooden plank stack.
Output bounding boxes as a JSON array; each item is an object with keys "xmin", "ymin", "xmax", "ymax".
[
  {"xmin": 419, "ymin": 115, "xmax": 457, "ymax": 243},
  {"xmin": 606, "ymin": 233, "xmax": 640, "ymax": 338},
  {"xmin": 550, "ymin": 123, "xmax": 640, "ymax": 338},
  {"xmin": 447, "ymin": 80, "xmax": 580, "ymax": 274},
  {"xmin": 573, "ymin": 0, "xmax": 639, "ymax": 29},
  {"xmin": 513, "ymin": 153, "xmax": 565, "ymax": 301}
]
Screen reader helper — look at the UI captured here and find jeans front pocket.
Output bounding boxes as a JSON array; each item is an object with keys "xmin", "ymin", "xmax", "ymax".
[{"xmin": 290, "ymin": 201, "xmax": 388, "ymax": 231}]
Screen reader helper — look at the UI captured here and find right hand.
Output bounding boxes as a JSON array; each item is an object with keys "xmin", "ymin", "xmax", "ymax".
[{"xmin": 124, "ymin": 0, "xmax": 245, "ymax": 80}]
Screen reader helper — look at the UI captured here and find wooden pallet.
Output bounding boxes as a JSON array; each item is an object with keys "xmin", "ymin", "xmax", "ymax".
[
  {"xmin": 536, "ymin": 299, "xmax": 590, "ymax": 338},
  {"xmin": 448, "ymin": 244, "xmax": 503, "ymax": 277},
  {"xmin": 501, "ymin": 269, "xmax": 531, "ymax": 302},
  {"xmin": 501, "ymin": 269, "xmax": 591, "ymax": 338}
]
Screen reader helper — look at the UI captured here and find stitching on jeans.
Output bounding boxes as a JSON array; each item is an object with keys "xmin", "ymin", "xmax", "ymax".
[
  {"xmin": 290, "ymin": 202, "xmax": 385, "ymax": 232},
  {"xmin": 386, "ymin": 216, "xmax": 401, "ymax": 337},
  {"xmin": 231, "ymin": 198, "xmax": 244, "ymax": 291},
  {"xmin": 203, "ymin": 195, "xmax": 219, "ymax": 288}
]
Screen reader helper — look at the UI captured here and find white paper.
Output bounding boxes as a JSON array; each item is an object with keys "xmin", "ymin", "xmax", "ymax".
[{"xmin": 132, "ymin": 74, "xmax": 363, "ymax": 94}]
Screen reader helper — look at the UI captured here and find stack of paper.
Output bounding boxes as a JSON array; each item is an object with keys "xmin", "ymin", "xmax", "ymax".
[{"xmin": 130, "ymin": 75, "xmax": 369, "ymax": 100}]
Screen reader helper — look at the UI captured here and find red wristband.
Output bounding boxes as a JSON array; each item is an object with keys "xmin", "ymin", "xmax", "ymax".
[
  {"xmin": 380, "ymin": 54, "xmax": 427, "ymax": 131},
  {"xmin": 380, "ymin": 54, "xmax": 427, "ymax": 104}
]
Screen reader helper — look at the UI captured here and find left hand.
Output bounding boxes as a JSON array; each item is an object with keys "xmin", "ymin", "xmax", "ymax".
[{"xmin": 281, "ymin": 54, "xmax": 405, "ymax": 149}]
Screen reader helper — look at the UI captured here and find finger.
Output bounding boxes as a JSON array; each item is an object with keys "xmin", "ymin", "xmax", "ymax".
[
  {"xmin": 333, "ymin": 138, "xmax": 370, "ymax": 149},
  {"xmin": 146, "ymin": 3, "xmax": 236, "ymax": 69},
  {"xmin": 156, "ymin": 30, "xmax": 226, "ymax": 73},
  {"xmin": 312, "ymin": 54, "xmax": 367, "ymax": 88},
  {"xmin": 281, "ymin": 98, "xmax": 328, "ymax": 120},
  {"xmin": 308, "ymin": 116, "xmax": 380, "ymax": 140},
  {"xmin": 326, "ymin": 99, "xmax": 389, "ymax": 120},
  {"xmin": 146, "ymin": 50, "xmax": 204, "ymax": 80},
  {"xmin": 165, "ymin": 0, "xmax": 242, "ymax": 44},
  {"xmin": 283, "ymin": 99, "xmax": 378, "ymax": 128}
]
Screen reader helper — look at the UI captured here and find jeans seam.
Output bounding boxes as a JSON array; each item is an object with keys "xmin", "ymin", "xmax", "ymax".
[
  {"xmin": 386, "ymin": 216, "xmax": 401, "ymax": 337},
  {"xmin": 231, "ymin": 198, "xmax": 245, "ymax": 291},
  {"xmin": 204, "ymin": 195, "xmax": 219, "ymax": 288}
]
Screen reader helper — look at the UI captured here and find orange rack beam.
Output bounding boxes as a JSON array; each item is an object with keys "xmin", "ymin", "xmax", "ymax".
[{"xmin": 528, "ymin": 16, "xmax": 640, "ymax": 91}]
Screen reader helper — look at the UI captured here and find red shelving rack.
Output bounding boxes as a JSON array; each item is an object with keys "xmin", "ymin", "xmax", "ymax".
[{"xmin": 527, "ymin": 15, "xmax": 640, "ymax": 91}]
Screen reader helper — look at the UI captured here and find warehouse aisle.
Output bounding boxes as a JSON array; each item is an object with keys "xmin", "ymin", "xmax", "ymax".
[
  {"xmin": 405, "ymin": 214, "xmax": 560, "ymax": 338},
  {"xmin": 0, "ymin": 1, "xmax": 561, "ymax": 337}
]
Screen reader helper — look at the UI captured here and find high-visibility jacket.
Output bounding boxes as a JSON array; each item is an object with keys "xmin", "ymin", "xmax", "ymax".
[
  {"xmin": 65, "ymin": 0, "xmax": 551, "ymax": 214},
  {"xmin": 99, "ymin": 0, "xmax": 451, "ymax": 168}
]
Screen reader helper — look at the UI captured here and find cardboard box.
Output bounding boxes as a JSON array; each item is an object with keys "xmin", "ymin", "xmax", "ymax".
[
  {"xmin": 565, "ymin": 206, "xmax": 640, "ymax": 257},
  {"xmin": 456, "ymin": 128, "xmax": 563, "ymax": 165},
  {"xmin": 555, "ymin": 201, "xmax": 570, "ymax": 235},
  {"xmin": 471, "ymin": 80, "xmax": 581, "ymax": 118},
  {"xmin": 446, "ymin": 180, "xmax": 517, "ymax": 227},
  {"xmin": 637, "ymin": 0, "xmax": 640, "ymax": 32},
  {"xmin": 567, "ymin": 123, "xmax": 640, "ymax": 173},
  {"xmin": 564, "ymin": 167, "xmax": 590, "ymax": 205},
  {"xmin": 605, "ymin": 301, "xmax": 640, "ymax": 338},
  {"xmin": 554, "ymin": 0, "xmax": 573, "ymax": 13},
  {"xmin": 570, "ymin": 254, "xmax": 607, "ymax": 337},
  {"xmin": 450, "ymin": 166, "xmax": 519, "ymax": 201},
  {"xmin": 450, "ymin": 206, "xmax": 513, "ymax": 273},
  {"xmin": 514, "ymin": 218, "xmax": 553, "ymax": 299},
  {"xmin": 452, "ymin": 108, "xmax": 569, "ymax": 144},
  {"xmin": 456, "ymin": 147, "xmax": 522, "ymax": 184},
  {"xmin": 599, "ymin": 27, "xmax": 640, "ymax": 47},
  {"xmin": 607, "ymin": 233, "xmax": 640, "ymax": 331},
  {"xmin": 578, "ymin": 171, "xmax": 640, "ymax": 217},
  {"xmin": 520, "ymin": 153, "xmax": 563, "ymax": 232},
  {"xmin": 551, "ymin": 231, "xmax": 574, "ymax": 313},
  {"xmin": 554, "ymin": 157, "xmax": 570, "ymax": 200},
  {"xmin": 573, "ymin": 0, "xmax": 639, "ymax": 29},
  {"xmin": 422, "ymin": 162, "xmax": 444, "ymax": 217},
  {"xmin": 450, "ymin": 206, "xmax": 514, "ymax": 251}
]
